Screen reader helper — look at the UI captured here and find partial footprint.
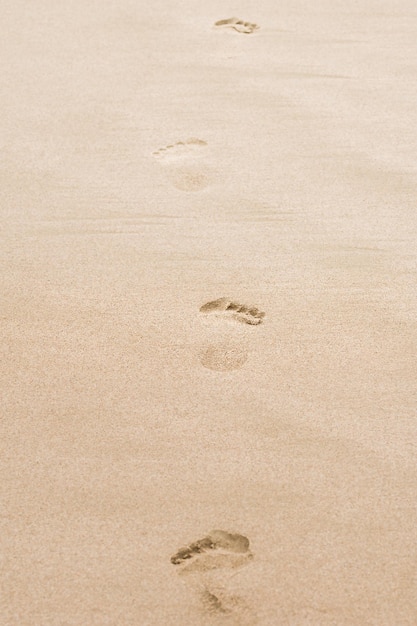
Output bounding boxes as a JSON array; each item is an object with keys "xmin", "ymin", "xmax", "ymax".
[
  {"xmin": 171, "ymin": 530, "xmax": 252, "ymax": 569},
  {"xmin": 200, "ymin": 298, "xmax": 265, "ymax": 326},
  {"xmin": 200, "ymin": 342, "xmax": 248, "ymax": 372},
  {"xmin": 171, "ymin": 530, "xmax": 255, "ymax": 623},
  {"xmin": 152, "ymin": 138, "xmax": 211, "ymax": 192},
  {"xmin": 214, "ymin": 17, "xmax": 259, "ymax": 34},
  {"xmin": 153, "ymin": 138, "xmax": 207, "ymax": 159}
]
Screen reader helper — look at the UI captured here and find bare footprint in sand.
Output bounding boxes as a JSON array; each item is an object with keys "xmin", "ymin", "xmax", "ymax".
[
  {"xmin": 171, "ymin": 530, "xmax": 256, "ymax": 622},
  {"xmin": 214, "ymin": 17, "xmax": 259, "ymax": 34},
  {"xmin": 153, "ymin": 138, "xmax": 211, "ymax": 192},
  {"xmin": 200, "ymin": 298, "xmax": 265, "ymax": 326},
  {"xmin": 199, "ymin": 299, "xmax": 264, "ymax": 371}
]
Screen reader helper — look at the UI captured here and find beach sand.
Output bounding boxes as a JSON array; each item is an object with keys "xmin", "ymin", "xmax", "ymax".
[{"xmin": 1, "ymin": 1, "xmax": 417, "ymax": 624}]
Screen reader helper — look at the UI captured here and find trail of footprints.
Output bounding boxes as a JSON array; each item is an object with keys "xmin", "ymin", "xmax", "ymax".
[
  {"xmin": 162, "ymin": 15, "xmax": 260, "ymax": 624},
  {"xmin": 152, "ymin": 18, "xmax": 259, "ymax": 187}
]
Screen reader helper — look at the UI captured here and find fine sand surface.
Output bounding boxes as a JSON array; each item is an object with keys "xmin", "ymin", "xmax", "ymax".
[{"xmin": 1, "ymin": 1, "xmax": 417, "ymax": 624}]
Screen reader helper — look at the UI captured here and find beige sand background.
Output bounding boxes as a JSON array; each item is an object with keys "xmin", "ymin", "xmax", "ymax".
[{"xmin": 1, "ymin": 1, "xmax": 417, "ymax": 624}]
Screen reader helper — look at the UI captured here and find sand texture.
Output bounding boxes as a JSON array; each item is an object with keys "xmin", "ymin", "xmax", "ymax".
[{"xmin": 1, "ymin": 1, "xmax": 417, "ymax": 624}]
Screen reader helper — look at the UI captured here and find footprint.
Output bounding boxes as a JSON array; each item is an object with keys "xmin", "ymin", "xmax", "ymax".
[
  {"xmin": 199, "ymin": 299, "xmax": 264, "ymax": 371},
  {"xmin": 214, "ymin": 17, "xmax": 259, "ymax": 34},
  {"xmin": 152, "ymin": 138, "xmax": 211, "ymax": 192},
  {"xmin": 171, "ymin": 530, "xmax": 255, "ymax": 622},
  {"xmin": 200, "ymin": 298, "xmax": 265, "ymax": 326}
]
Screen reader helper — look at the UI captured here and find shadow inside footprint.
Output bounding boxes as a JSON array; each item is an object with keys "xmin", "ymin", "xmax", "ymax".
[
  {"xmin": 200, "ymin": 297, "xmax": 265, "ymax": 325},
  {"xmin": 202, "ymin": 589, "xmax": 228, "ymax": 614}
]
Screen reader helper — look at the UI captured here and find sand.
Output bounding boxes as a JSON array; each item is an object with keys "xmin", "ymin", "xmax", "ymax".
[{"xmin": 1, "ymin": 1, "xmax": 417, "ymax": 624}]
